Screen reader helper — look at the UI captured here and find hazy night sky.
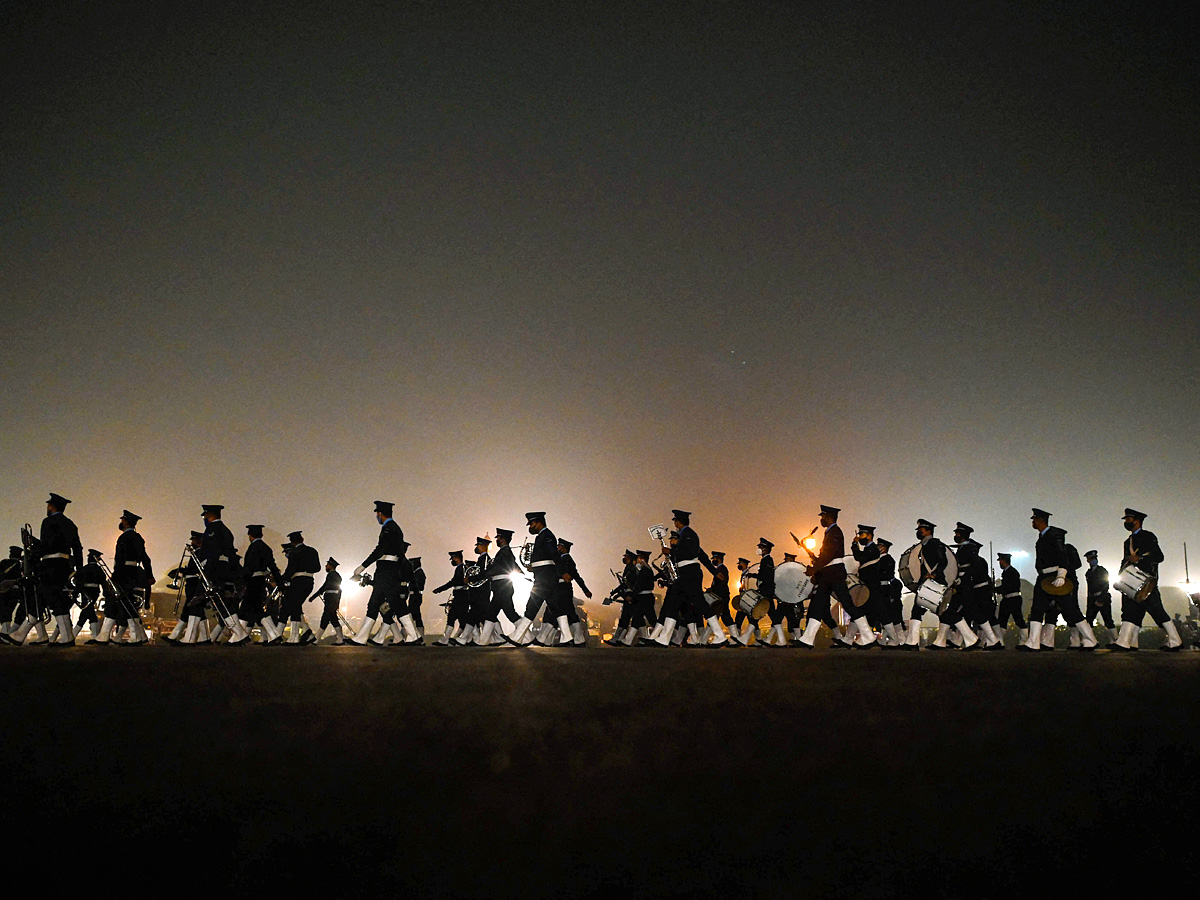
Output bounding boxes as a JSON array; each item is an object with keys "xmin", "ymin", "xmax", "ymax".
[{"xmin": 2, "ymin": 0, "xmax": 1197, "ymax": 609}]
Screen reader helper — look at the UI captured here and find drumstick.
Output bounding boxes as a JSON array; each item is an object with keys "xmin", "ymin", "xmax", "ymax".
[{"xmin": 791, "ymin": 526, "xmax": 819, "ymax": 559}]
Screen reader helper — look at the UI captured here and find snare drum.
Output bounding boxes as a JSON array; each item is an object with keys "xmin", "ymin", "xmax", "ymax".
[
  {"xmin": 1115, "ymin": 565, "xmax": 1156, "ymax": 602},
  {"xmin": 915, "ymin": 580, "xmax": 946, "ymax": 612},
  {"xmin": 702, "ymin": 590, "xmax": 723, "ymax": 612},
  {"xmin": 736, "ymin": 589, "xmax": 763, "ymax": 615},
  {"xmin": 774, "ymin": 561, "xmax": 813, "ymax": 605}
]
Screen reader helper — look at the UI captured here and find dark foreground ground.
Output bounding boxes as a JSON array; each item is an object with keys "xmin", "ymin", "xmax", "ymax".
[{"xmin": 2, "ymin": 644, "xmax": 1197, "ymax": 899}]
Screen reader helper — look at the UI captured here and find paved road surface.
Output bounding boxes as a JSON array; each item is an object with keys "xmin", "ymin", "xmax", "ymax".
[{"xmin": 2, "ymin": 644, "xmax": 1196, "ymax": 898}]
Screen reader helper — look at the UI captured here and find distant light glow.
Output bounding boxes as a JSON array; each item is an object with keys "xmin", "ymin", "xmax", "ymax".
[
  {"xmin": 1009, "ymin": 551, "xmax": 1030, "ymax": 559},
  {"xmin": 803, "ymin": 537, "xmax": 817, "ymax": 551}
]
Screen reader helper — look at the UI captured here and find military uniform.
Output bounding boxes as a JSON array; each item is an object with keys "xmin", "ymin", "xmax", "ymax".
[
  {"xmin": 240, "ymin": 527, "xmax": 282, "ymax": 643},
  {"xmin": 22, "ymin": 494, "xmax": 84, "ymax": 645},
  {"xmin": 280, "ymin": 532, "xmax": 320, "ymax": 644},
  {"xmin": 993, "ymin": 556, "xmax": 1027, "ymax": 638},
  {"xmin": 1084, "ymin": 554, "xmax": 1116, "ymax": 632},
  {"xmin": 510, "ymin": 513, "xmax": 565, "ymax": 645},
  {"xmin": 1021, "ymin": 509, "xmax": 1096, "ymax": 650},
  {"xmin": 653, "ymin": 510, "xmax": 707, "ymax": 646},
  {"xmin": 798, "ymin": 507, "xmax": 855, "ymax": 648},
  {"xmin": 482, "ymin": 531, "xmax": 522, "ymax": 644},
  {"xmin": 112, "ymin": 514, "xmax": 154, "ymax": 643},
  {"xmin": 623, "ymin": 551, "xmax": 658, "ymax": 645},
  {"xmin": 351, "ymin": 501, "xmax": 418, "ymax": 645},
  {"xmin": 900, "ymin": 520, "xmax": 948, "ymax": 649},
  {"xmin": 311, "ymin": 558, "xmax": 344, "ymax": 643},
  {"xmin": 433, "ymin": 554, "xmax": 470, "ymax": 644},
  {"xmin": 1112, "ymin": 509, "xmax": 1181, "ymax": 651}
]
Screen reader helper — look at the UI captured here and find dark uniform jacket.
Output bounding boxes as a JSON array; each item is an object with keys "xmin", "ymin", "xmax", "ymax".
[
  {"xmin": 410, "ymin": 565, "xmax": 426, "ymax": 596},
  {"xmin": 38, "ymin": 512, "xmax": 83, "ymax": 571},
  {"xmin": 1034, "ymin": 526, "xmax": 1070, "ymax": 576},
  {"xmin": 434, "ymin": 564, "xmax": 466, "ymax": 595},
  {"xmin": 758, "ymin": 554, "xmax": 776, "ymax": 599},
  {"xmin": 282, "ymin": 543, "xmax": 321, "ymax": 583},
  {"xmin": 631, "ymin": 562, "xmax": 655, "ymax": 596},
  {"xmin": 77, "ymin": 561, "xmax": 104, "ymax": 604},
  {"xmin": 244, "ymin": 539, "xmax": 282, "ymax": 581},
  {"xmin": 311, "ymin": 570, "xmax": 343, "ymax": 606},
  {"xmin": 115, "ymin": 527, "xmax": 154, "ymax": 587},
  {"xmin": 485, "ymin": 546, "xmax": 521, "ymax": 600},
  {"xmin": 1123, "ymin": 529, "xmax": 1163, "ymax": 577},
  {"xmin": 995, "ymin": 566, "xmax": 1022, "ymax": 600},
  {"xmin": 558, "ymin": 552, "xmax": 588, "ymax": 595},
  {"xmin": 1085, "ymin": 564, "xmax": 1111, "ymax": 601},
  {"xmin": 200, "ymin": 519, "xmax": 236, "ymax": 581},
  {"xmin": 917, "ymin": 537, "xmax": 949, "ymax": 585},
  {"xmin": 529, "ymin": 528, "xmax": 565, "ymax": 586},
  {"xmin": 707, "ymin": 562, "xmax": 730, "ymax": 600},
  {"xmin": 811, "ymin": 524, "xmax": 847, "ymax": 584},
  {"xmin": 670, "ymin": 526, "xmax": 702, "ymax": 587},
  {"xmin": 362, "ymin": 519, "xmax": 406, "ymax": 585},
  {"xmin": 853, "ymin": 540, "xmax": 883, "ymax": 590}
]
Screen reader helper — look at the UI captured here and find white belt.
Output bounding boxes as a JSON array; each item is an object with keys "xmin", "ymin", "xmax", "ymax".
[
  {"xmin": 637, "ymin": 590, "xmax": 654, "ymax": 595},
  {"xmin": 292, "ymin": 573, "xmax": 315, "ymax": 580},
  {"xmin": 82, "ymin": 583, "xmax": 101, "ymax": 589},
  {"xmin": 251, "ymin": 570, "xmax": 268, "ymax": 578},
  {"xmin": 531, "ymin": 560, "xmax": 556, "ymax": 568},
  {"xmin": 859, "ymin": 558, "xmax": 879, "ymax": 568},
  {"xmin": 124, "ymin": 561, "xmax": 143, "ymax": 567},
  {"xmin": 43, "ymin": 553, "xmax": 69, "ymax": 560},
  {"xmin": 974, "ymin": 581, "xmax": 990, "ymax": 589},
  {"xmin": 676, "ymin": 559, "xmax": 699, "ymax": 567},
  {"xmin": 453, "ymin": 586, "xmax": 468, "ymax": 591},
  {"xmin": 378, "ymin": 555, "xmax": 401, "ymax": 562},
  {"xmin": 1002, "ymin": 592, "xmax": 1021, "ymax": 599},
  {"xmin": 218, "ymin": 556, "xmax": 231, "ymax": 562}
]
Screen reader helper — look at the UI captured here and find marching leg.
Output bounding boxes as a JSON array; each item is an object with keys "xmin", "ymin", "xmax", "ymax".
[{"xmin": 1019, "ymin": 621, "xmax": 1042, "ymax": 652}]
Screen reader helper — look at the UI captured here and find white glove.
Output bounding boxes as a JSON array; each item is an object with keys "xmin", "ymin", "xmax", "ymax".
[
  {"xmin": 353, "ymin": 565, "xmax": 365, "ymax": 578},
  {"xmin": 1052, "ymin": 567, "xmax": 1066, "ymax": 588}
]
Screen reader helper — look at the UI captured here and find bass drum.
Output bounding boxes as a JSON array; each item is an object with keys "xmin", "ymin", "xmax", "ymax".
[
  {"xmin": 898, "ymin": 544, "xmax": 922, "ymax": 590},
  {"xmin": 898, "ymin": 542, "xmax": 959, "ymax": 589},
  {"xmin": 774, "ymin": 560, "xmax": 812, "ymax": 605}
]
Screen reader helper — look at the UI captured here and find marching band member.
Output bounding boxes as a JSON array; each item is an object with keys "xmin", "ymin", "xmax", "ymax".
[
  {"xmin": 901, "ymin": 519, "xmax": 946, "ymax": 650},
  {"xmin": 8, "ymin": 493, "xmax": 82, "ymax": 646},
  {"xmin": 309, "ymin": 557, "xmax": 345, "ymax": 644},
  {"xmin": 929, "ymin": 524, "xmax": 981, "ymax": 650},
  {"xmin": 73, "ymin": 549, "xmax": 105, "ymax": 640},
  {"xmin": 704, "ymin": 550, "xmax": 733, "ymax": 647},
  {"xmin": 759, "ymin": 538, "xmax": 787, "ymax": 648},
  {"xmin": 778, "ymin": 553, "xmax": 806, "ymax": 643},
  {"xmin": 732, "ymin": 557, "xmax": 759, "ymax": 645},
  {"xmin": 608, "ymin": 550, "xmax": 638, "ymax": 646},
  {"xmin": 797, "ymin": 505, "xmax": 853, "ymax": 649},
  {"xmin": 556, "ymin": 538, "xmax": 592, "ymax": 647},
  {"xmin": 1110, "ymin": 508, "xmax": 1182, "ymax": 651},
  {"xmin": 1020, "ymin": 509, "xmax": 1098, "ymax": 651},
  {"xmin": 622, "ymin": 549, "xmax": 658, "ymax": 646},
  {"xmin": 652, "ymin": 510, "xmax": 707, "ymax": 647},
  {"xmin": 196, "ymin": 506, "xmax": 250, "ymax": 645},
  {"xmin": 874, "ymin": 539, "xmax": 903, "ymax": 646},
  {"xmin": 480, "ymin": 529, "xmax": 521, "ymax": 645},
  {"xmin": 0, "ymin": 546, "xmax": 23, "ymax": 642},
  {"xmin": 847, "ymin": 525, "xmax": 881, "ymax": 649},
  {"xmin": 509, "ymin": 512, "xmax": 565, "ymax": 645},
  {"xmin": 408, "ymin": 556, "xmax": 426, "ymax": 641},
  {"xmin": 280, "ymin": 531, "xmax": 321, "ymax": 644},
  {"xmin": 1083, "ymin": 550, "xmax": 1117, "ymax": 642},
  {"xmin": 238, "ymin": 524, "xmax": 281, "ymax": 645},
  {"xmin": 432, "ymin": 551, "xmax": 469, "ymax": 646},
  {"xmin": 349, "ymin": 500, "xmax": 411, "ymax": 646},
  {"xmin": 467, "ymin": 536, "xmax": 493, "ymax": 644},
  {"xmin": 993, "ymin": 552, "xmax": 1027, "ymax": 646}
]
